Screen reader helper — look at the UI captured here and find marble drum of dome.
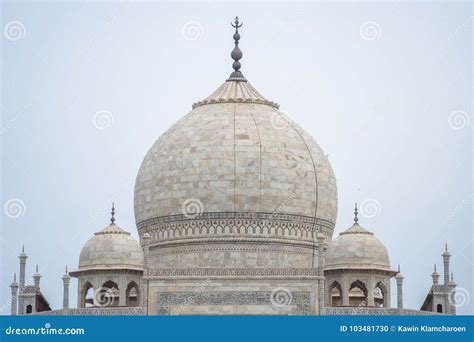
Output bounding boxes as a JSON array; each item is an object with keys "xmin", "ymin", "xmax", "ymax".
[{"xmin": 134, "ymin": 23, "xmax": 337, "ymax": 271}]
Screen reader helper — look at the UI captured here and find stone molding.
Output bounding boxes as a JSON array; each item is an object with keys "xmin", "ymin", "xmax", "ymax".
[
  {"xmin": 151, "ymin": 243, "xmax": 312, "ymax": 256},
  {"xmin": 148, "ymin": 267, "xmax": 321, "ymax": 278},
  {"xmin": 137, "ymin": 212, "xmax": 334, "ymax": 245}
]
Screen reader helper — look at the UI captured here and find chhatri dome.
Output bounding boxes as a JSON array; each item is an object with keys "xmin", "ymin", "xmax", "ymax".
[
  {"xmin": 325, "ymin": 204, "xmax": 391, "ymax": 271},
  {"xmin": 77, "ymin": 204, "xmax": 143, "ymax": 272},
  {"xmin": 134, "ymin": 17, "xmax": 338, "ymax": 250}
]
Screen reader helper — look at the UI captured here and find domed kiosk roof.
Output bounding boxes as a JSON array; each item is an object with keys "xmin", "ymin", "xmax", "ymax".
[
  {"xmin": 325, "ymin": 205, "xmax": 391, "ymax": 272},
  {"xmin": 134, "ymin": 18, "xmax": 337, "ymax": 239},
  {"xmin": 76, "ymin": 205, "xmax": 143, "ymax": 272}
]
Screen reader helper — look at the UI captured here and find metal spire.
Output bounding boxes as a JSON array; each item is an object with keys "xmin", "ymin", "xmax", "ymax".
[
  {"xmin": 227, "ymin": 16, "xmax": 246, "ymax": 82},
  {"xmin": 35, "ymin": 264, "xmax": 38, "ymax": 273},
  {"xmin": 110, "ymin": 203, "xmax": 116, "ymax": 225},
  {"xmin": 13, "ymin": 273, "xmax": 16, "ymax": 283},
  {"xmin": 65, "ymin": 265, "xmax": 68, "ymax": 274},
  {"xmin": 434, "ymin": 264, "xmax": 437, "ymax": 272},
  {"xmin": 354, "ymin": 203, "xmax": 359, "ymax": 224}
]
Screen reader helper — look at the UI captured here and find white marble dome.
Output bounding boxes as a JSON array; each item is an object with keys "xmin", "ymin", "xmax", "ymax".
[
  {"xmin": 78, "ymin": 224, "xmax": 143, "ymax": 271},
  {"xmin": 325, "ymin": 223, "xmax": 391, "ymax": 271},
  {"xmin": 134, "ymin": 79, "xmax": 338, "ymax": 236}
]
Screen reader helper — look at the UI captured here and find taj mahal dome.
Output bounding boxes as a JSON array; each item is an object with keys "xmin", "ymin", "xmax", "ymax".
[{"xmin": 9, "ymin": 18, "xmax": 459, "ymax": 316}]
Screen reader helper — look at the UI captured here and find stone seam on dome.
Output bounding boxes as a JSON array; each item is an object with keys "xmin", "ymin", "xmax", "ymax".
[
  {"xmin": 247, "ymin": 107, "xmax": 263, "ymax": 211},
  {"xmin": 270, "ymin": 107, "xmax": 319, "ymax": 220}
]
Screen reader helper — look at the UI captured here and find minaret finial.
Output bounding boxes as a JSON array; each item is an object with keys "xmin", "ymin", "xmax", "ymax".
[
  {"xmin": 36, "ymin": 264, "xmax": 38, "ymax": 273},
  {"xmin": 22, "ymin": 245, "xmax": 24, "ymax": 253},
  {"xmin": 354, "ymin": 202, "xmax": 359, "ymax": 224},
  {"xmin": 65, "ymin": 265, "xmax": 68, "ymax": 274},
  {"xmin": 111, "ymin": 203, "xmax": 115, "ymax": 225},
  {"xmin": 13, "ymin": 273, "xmax": 16, "ymax": 283},
  {"xmin": 445, "ymin": 243, "xmax": 448, "ymax": 252},
  {"xmin": 451, "ymin": 272, "xmax": 454, "ymax": 281},
  {"xmin": 397, "ymin": 264, "xmax": 400, "ymax": 272},
  {"xmin": 434, "ymin": 264, "xmax": 437, "ymax": 272},
  {"xmin": 227, "ymin": 16, "xmax": 246, "ymax": 82}
]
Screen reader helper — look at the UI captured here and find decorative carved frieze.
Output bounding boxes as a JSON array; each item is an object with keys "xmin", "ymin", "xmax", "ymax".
[
  {"xmin": 148, "ymin": 267, "xmax": 320, "ymax": 278},
  {"xmin": 137, "ymin": 212, "xmax": 334, "ymax": 245},
  {"xmin": 156, "ymin": 291, "xmax": 311, "ymax": 315}
]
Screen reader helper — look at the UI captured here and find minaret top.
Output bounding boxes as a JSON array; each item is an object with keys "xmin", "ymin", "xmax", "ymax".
[
  {"xmin": 19, "ymin": 245, "xmax": 27, "ymax": 258},
  {"xmin": 442, "ymin": 243, "xmax": 451, "ymax": 256},
  {"xmin": 110, "ymin": 203, "xmax": 116, "ymax": 225},
  {"xmin": 10, "ymin": 273, "xmax": 18, "ymax": 286},
  {"xmin": 395, "ymin": 264, "xmax": 404, "ymax": 278},
  {"xmin": 227, "ymin": 16, "xmax": 246, "ymax": 82}
]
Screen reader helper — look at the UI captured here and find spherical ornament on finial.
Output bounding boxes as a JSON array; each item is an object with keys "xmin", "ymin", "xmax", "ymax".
[{"xmin": 110, "ymin": 203, "xmax": 116, "ymax": 225}]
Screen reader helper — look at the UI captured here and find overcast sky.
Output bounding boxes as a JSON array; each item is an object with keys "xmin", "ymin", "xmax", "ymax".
[{"xmin": 1, "ymin": 1, "xmax": 472, "ymax": 314}]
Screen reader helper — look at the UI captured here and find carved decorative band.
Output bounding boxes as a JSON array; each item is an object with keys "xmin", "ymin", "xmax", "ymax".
[
  {"xmin": 148, "ymin": 267, "xmax": 320, "ymax": 277},
  {"xmin": 137, "ymin": 212, "xmax": 335, "ymax": 244},
  {"xmin": 150, "ymin": 243, "xmax": 312, "ymax": 256},
  {"xmin": 156, "ymin": 291, "xmax": 310, "ymax": 315}
]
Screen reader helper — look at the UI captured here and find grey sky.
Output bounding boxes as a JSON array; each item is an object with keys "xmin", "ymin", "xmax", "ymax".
[{"xmin": 1, "ymin": 1, "xmax": 472, "ymax": 314}]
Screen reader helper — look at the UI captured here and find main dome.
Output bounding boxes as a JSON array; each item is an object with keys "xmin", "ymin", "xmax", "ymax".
[
  {"xmin": 134, "ymin": 19, "xmax": 337, "ymax": 270},
  {"xmin": 134, "ymin": 80, "xmax": 337, "ymax": 225}
]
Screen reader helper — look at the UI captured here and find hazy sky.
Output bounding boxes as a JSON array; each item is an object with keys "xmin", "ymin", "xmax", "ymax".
[{"xmin": 1, "ymin": 1, "xmax": 472, "ymax": 314}]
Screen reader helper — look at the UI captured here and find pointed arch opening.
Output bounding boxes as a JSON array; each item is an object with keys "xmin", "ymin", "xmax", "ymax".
[
  {"xmin": 126, "ymin": 281, "xmax": 140, "ymax": 307},
  {"xmin": 81, "ymin": 281, "xmax": 94, "ymax": 308},
  {"xmin": 349, "ymin": 280, "xmax": 368, "ymax": 307},
  {"xmin": 329, "ymin": 281, "xmax": 343, "ymax": 307},
  {"xmin": 374, "ymin": 281, "xmax": 387, "ymax": 307},
  {"xmin": 95, "ymin": 280, "xmax": 120, "ymax": 307}
]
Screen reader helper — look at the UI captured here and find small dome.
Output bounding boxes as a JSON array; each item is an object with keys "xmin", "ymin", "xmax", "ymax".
[
  {"xmin": 78, "ymin": 224, "xmax": 143, "ymax": 271},
  {"xmin": 325, "ymin": 223, "xmax": 390, "ymax": 271}
]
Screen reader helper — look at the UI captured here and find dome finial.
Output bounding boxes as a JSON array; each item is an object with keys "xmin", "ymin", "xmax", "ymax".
[
  {"xmin": 110, "ymin": 203, "xmax": 116, "ymax": 225},
  {"xmin": 354, "ymin": 202, "xmax": 359, "ymax": 224},
  {"xmin": 227, "ymin": 16, "xmax": 246, "ymax": 82}
]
